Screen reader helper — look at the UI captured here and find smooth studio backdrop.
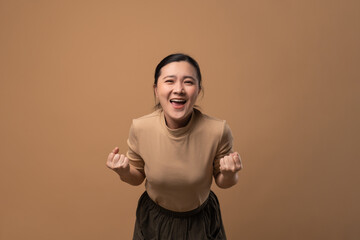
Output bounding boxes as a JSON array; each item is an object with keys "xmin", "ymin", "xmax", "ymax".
[{"xmin": 1, "ymin": 0, "xmax": 359, "ymax": 239}]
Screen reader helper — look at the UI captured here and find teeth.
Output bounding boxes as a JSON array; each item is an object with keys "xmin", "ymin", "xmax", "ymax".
[{"xmin": 170, "ymin": 99, "xmax": 186, "ymax": 103}]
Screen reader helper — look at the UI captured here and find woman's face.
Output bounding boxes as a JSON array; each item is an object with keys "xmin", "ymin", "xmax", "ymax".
[{"xmin": 155, "ymin": 61, "xmax": 200, "ymax": 129}]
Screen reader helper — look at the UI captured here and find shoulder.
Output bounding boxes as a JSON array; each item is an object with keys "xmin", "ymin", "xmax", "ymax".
[
  {"xmin": 131, "ymin": 110, "xmax": 161, "ymax": 131},
  {"xmin": 195, "ymin": 108, "xmax": 227, "ymax": 127},
  {"xmin": 193, "ymin": 109, "xmax": 231, "ymax": 137}
]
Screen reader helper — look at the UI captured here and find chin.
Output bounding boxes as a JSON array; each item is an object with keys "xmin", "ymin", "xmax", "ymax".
[{"xmin": 166, "ymin": 107, "xmax": 189, "ymax": 118}]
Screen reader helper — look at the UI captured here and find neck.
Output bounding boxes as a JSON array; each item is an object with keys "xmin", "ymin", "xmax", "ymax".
[{"xmin": 165, "ymin": 113, "xmax": 192, "ymax": 129}]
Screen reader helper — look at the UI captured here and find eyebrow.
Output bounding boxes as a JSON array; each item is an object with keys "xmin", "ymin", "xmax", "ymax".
[
  {"xmin": 163, "ymin": 75, "xmax": 176, "ymax": 79},
  {"xmin": 163, "ymin": 75, "xmax": 196, "ymax": 81},
  {"xmin": 183, "ymin": 75, "xmax": 196, "ymax": 81}
]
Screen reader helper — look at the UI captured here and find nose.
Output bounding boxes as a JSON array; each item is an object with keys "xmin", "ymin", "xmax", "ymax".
[{"xmin": 173, "ymin": 81, "xmax": 185, "ymax": 94}]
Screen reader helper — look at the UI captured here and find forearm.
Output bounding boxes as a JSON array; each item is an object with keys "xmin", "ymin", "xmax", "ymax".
[
  {"xmin": 118, "ymin": 165, "xmax": 145, "ymax": 186},
  {"xmin": 215, "ymin": 172, "xmax": 238, "ymax": 189}
]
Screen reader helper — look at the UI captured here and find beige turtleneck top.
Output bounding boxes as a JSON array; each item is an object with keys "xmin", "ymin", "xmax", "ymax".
[{"xmin": 126, "ymin": 108, "xmax": 233, "ymax": 212}]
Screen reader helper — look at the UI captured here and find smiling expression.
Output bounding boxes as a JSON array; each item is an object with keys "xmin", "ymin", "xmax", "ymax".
[{"xmin": 154, "ymin": 61, "xmax": 201, "ymax": 129}]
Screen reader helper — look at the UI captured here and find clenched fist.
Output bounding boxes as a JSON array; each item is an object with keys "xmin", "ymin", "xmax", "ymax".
[
  {"xmin": 219, "ymin": 152, "xmax": 243, "ymax": 175},
  {"xmin": 106, "ymin": 147, "xmax": 130, "ymax": 175}
]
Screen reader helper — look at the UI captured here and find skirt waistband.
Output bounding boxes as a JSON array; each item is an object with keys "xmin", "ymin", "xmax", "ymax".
[{"xmin": 139, "ymin": 191, "xmax": 215, "ymax": 218}]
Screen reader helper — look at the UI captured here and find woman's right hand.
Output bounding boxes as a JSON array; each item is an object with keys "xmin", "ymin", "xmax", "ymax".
[{"xmin": 106, "ymin": 147, "xmax": 130, "ymax": 175}]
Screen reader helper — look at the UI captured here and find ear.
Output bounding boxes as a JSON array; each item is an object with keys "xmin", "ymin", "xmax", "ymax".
[{"xmin": 153, "ymin": 84, "xmax": 158, "ymax": 98}]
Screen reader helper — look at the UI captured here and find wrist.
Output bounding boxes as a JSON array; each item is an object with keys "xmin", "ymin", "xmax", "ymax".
[
  {"xmin": 218, "ymin": 171, "xmax": 239, "ymax": 187},
  {"xmin": 115, "ymin": 167, "xmax": 130, "ymax": 178},
  {"xmin": 221, "ymin": 170, "xmax": 238, "ymax": 179}
]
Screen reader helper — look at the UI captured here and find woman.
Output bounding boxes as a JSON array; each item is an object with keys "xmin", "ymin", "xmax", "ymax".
[{"xmin": 106, "ymin": 53, "xmax": 242, "ymax": 240}]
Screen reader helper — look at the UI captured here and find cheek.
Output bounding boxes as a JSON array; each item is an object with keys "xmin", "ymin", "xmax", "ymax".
[
  {"xmin": 157, "ymin": 86, "xmax": 170, "ymax": 98},
  {"xmin": 188, "ymin": 87, "xmax": 199, "ymax": 99}
]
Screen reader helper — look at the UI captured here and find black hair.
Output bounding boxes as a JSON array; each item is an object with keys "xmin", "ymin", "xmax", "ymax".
[{"xmin": 153, "ymin": 53, "xmax": 203, "ymax": 109}]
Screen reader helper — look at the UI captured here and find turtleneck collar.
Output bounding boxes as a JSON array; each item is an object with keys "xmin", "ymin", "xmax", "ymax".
[{"xmin": 160, "ymin": 109, "xmax": 196, "ymax": 139}]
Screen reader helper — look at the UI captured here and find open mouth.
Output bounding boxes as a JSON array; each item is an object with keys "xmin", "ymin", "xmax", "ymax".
[{"xmin": 170, "ymin": 99, "xmax": 187, "ymax": 108}]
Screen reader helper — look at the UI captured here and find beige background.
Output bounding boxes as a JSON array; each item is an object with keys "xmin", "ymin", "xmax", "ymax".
[{"xmin": 1, "ymin": 0, "xmax": 359, "ymax": 239}]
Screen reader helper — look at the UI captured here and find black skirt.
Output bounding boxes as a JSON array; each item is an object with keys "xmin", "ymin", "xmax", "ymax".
[{"xmin": 133, "ymin": 191, "xmax": 227, "ymax": 240}]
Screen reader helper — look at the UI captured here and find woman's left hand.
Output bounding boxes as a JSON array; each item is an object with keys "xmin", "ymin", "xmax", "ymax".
[{"xmin": 219, "ymin": 152, "xmax": 243, "ymax": 175}]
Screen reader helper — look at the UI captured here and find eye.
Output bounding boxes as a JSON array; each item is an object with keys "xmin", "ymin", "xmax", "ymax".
[
  {"xmin": 184, "ymin": 80, "xmax": 194, "ymax": 85},
  {"xmin": 165, "ymin": 79, "xmax": 174, "ymax": 83}
]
